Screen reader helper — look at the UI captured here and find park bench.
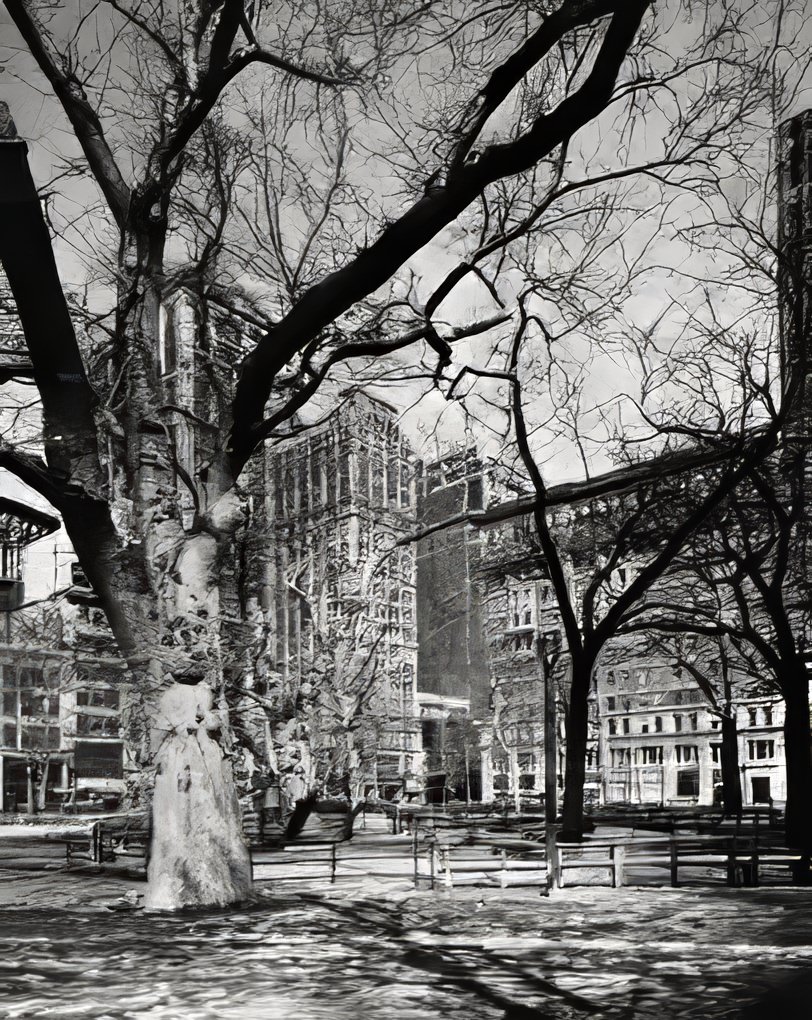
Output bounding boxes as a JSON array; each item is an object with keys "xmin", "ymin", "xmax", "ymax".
[
  {"xmin": 552, "ymin": 831, "xmax": 805, "ymax": 888},
  {"xmin": 251, "ymin": 840, "xmax": 338, "ymax": 883},
  {"xmin": 64, "ymin": 823, "xmax": 101, "ymax": 867},
  {"xmin": 97, "ymin": 814, "xmax": 150, "ymax": 869},
  {"xmin": 554, "ymin": 834, "xmax": 757, "ymax": 888}
]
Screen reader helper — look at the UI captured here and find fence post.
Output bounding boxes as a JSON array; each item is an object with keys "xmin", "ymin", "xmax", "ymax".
[
  {"xmin": 429, "ymin": 846, "xmax": 436, "ymax": 890},
  {"xmin": 727, "ymin": 835, "xmax": 738, "ymax": 887},
  {"xmin": 412, "ymin": 828, "xmax": 419, "ymax": 889},
  {"xmin": 750, "ymin": 835, "xmax": 760, "ymax": 888},
  {"xmin": 546, "ymin": 823, "xmax": 561, "ymax": 890},
  {"xmin": 331, "ymin": 842, "xmax": 337, "ymax": 884},
  {"xmin": 612, "ymin": 844, "xmax": 626, "ymax": 888},
  {"xmin": 500, "ymin": 849, "xmax": 507, "ymax": 889},
  {"xmin": 669, "ymin": 838, "xmax": 679, "ymax": 887},
  {"xmin": 443, "ymin": 847, "xmax": 453, "ymax": 889}
]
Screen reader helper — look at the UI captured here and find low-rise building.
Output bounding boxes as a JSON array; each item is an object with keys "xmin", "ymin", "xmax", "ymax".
[
  {"xmin": 597, "ymin": 659, "xmax": 717, "ymax": 805},
  {"xmin": 736, "ymin": 695, "xmax": 786, "ymax": 805},
  {"xmin": 0, "ymin": 497, "xmax": 127, "ymax": 813},
  {"xmin": 597, "ymin": 659, "xmax": 788, "ymax": 808}
]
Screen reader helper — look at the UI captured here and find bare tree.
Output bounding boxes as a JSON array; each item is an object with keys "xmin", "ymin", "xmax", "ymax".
[
  {"xmin": 621, "ymin": 443, "xmax": 811, "ymax": 853},
  {"xmin": 1, "ymin": 0, "xmax": 684, "ymax": 908}
]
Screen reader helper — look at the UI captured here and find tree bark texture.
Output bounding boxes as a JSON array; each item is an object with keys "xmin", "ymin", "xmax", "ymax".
[
  {"xmin": 561, "ymin": 658, "xmax": 594, "ymax": 837},
  {"xmin": 782, "ymin": 675, "xmax": 812, "ymax": 854},
  {"xmin": 719, "ymin": 712, "xmax": 742, "ymax": 816}
]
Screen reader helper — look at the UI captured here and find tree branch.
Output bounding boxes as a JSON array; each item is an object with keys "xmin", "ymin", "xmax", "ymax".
[
  {"xmin": 4, "ymin": 0, "xmax": 132, "ymax": 230},
  {"xmin": 228, "ymin": 0, "xmax": 652, "ymax": 475}
]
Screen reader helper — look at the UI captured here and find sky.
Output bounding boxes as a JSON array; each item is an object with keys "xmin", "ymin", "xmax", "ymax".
[{"xmin": 2, "ymin": 0, "xmax": 812, "ymax": 596}]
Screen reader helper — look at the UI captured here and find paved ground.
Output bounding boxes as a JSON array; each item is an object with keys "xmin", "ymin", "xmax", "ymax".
[{"xmin": 1, "ymin": 820, "xmax": 811, "ymax": 1017}]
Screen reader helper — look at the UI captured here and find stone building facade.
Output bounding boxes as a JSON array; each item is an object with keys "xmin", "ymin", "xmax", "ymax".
[
  {"xmin": 0, "ymin": 499, "xmax": 127, "ymax": 813},
  {"xmin": 597, "ymin": 658, "xmax": 787, "ymax": 808},
  {"xmin": 415, "ymin": 449, "xmax": 491, "ymax": 801},
  {"xmin": 261, "ymin": 391, "xmax": 422, "ymax": 798}
]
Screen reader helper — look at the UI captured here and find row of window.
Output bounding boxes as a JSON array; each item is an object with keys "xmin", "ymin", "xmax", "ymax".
[
  {"xmin": 609, "ymin": 744, "xmax": 701, "ymax": 767},
  {"xmin": 605, "ymin": 689, "xmax": 703, "ymax": 712},
  {"xmin": 604, "ymin": 666, "xmax": 670, "ymax": 689},
  {"xmin": 744, "ymin": 706, "xmax": 774, "ymax": 727},
  {"xmin": 611, "ymin": 740, "xmax": 776, "ymax": 767},
  {"xmin": 608, "ymin": 713, "xmax": 700, "ymax": 736},
  {"xmin": 274, "ymin": 450, "xmax": 413, "ymax": 516}
]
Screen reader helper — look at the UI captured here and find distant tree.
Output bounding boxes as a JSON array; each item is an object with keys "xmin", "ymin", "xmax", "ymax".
[{"xmin": 621, "ymin": 443, "xmax": 811, "ymax": 853}]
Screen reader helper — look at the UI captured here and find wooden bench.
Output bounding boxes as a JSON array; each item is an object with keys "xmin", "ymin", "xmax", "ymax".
[
  {"xmin": 64, "ymin": 823, "xmax": 101, "ymax": 867},
  {"xmin": 96, "ymin": 814, "xmax": 150, "ymax": 872},
  {"xmin": 552, "ymin": 834, "xmax": 765, "ymax": 888},
  {"xmin": 251, "ymin": 841, "xmax": 337, "ymax": 883}
]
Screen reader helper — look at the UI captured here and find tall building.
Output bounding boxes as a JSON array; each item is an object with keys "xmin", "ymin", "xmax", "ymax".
[
  {"xmin": 262, "ymin": 392, "xmax": 421, "ymax": 798},
  {"xmin": 415, "ymin": 449, "xmax": 491, "ymax": 801}
]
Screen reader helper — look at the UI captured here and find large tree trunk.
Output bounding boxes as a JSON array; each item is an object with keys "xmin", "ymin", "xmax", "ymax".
[
  {"xmin": 145, "ymin": 682, "xmax": 252, "ymax": 910},
  {"xmin": 560, "ymin": 657, "xmax": 594, "ymax": 838},
  {"xmin": 70, "ymin": 456, "xmax": 256, "ymax": 909},
  {"xmin": 1, "ymin": 130, "xmax": 253, "ymax": 910},
  {"xmin": 782, "ymin": 672, "xmax": 812, "ymax": 856},
  {"xmin": 720, "ymin": 711, "xmax": 742, "ymax": 816}
]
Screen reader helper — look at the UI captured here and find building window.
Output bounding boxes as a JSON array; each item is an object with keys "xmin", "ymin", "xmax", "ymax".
[
  {"xmin": 638, "ymin": 746, "xmax": 663, "ymax": 765},
  {"xmin": 77, "ymin": 689, "xmax": 119, "ymax": 709},
  {"xmin": 748, "ymin": 707, "xmax": 757, "ymax": 727},
  {"xmin": 511, "ymin": 632, "xmax": 534, "ymax": 652},
  {"xmin": 74, "ymin": 741, "xmax": 123, "ymax": 780},
  {"xmin": 674, "ymin": 714, "xmax": 682, "ymax": 732},
  {"xmin": 311, "ymin": 457, "xmax": 324, "ymax": 506},
  {"xmin": 655, "ymin": 716, "xmax": 663, "ymax": 732},
  {"xmin": 76, "ymin": 714, "xmax": 120, "ymax": 737},
  {"xmin": 676, "ymin": 745, "xmax": 698, "ymax": 764},
  {"xmin": 608, "ymin": 719, "xmax": 616, "ymax": 735},
  {"xmin": 763, "ymin": 706, "xmax": 773, "ymax": 726},
  {"xmin": 399, "ymin": 461, "xmax": 411, "ymax": 508},
  {"xmin": 711, "ymin": 744, "xmax": 721, "ymax": 763},
  {"xmin": 387, "ymin": 455, "xmax": 399, "ymax": 505},
  {"xmin": 689, "ymin": 713, "xmax": 698, "ymax": 731},
  {"xmin": 641, "ymin": 723, "xmax": 649, "ymax": 734},
  {"xmin": 400, "ymin": 590, "xmax": 414, "ymax": 624},
  {"xmin": 158, "ymin": 304, "xmax": 177, "ymax": 376},
  {"xmin": 622, "ymin": 718, "xmax": 630, "ymax": 735},
  {"xmin": 611, "ymin": 747, "xmax": 631, "ymax": 767},
  {"xmin": 338, "ymin": 451, "xmax": 351, "ymax": 503},
  {"xmin": 677, "ymin": 768, "xmax": 700, "ymax": 797},
  {"xmin": 606, "ymin": 696, "xmax": 616, "ymax": 711},
  {"xmin": 748, "ymin": 740, "xmax": 775, "ymax": 761}
]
